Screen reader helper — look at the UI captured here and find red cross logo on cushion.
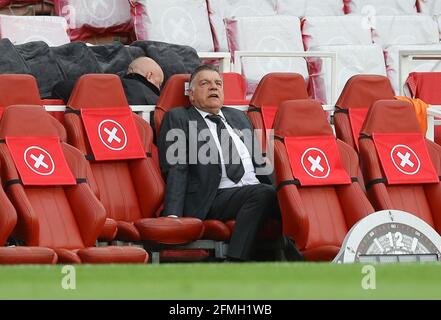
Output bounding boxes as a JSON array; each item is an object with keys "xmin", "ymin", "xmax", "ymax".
[
  {"xmin": 24, "ymin": 146, "xmax": 55, "ymax": 176},
  {"xmin": 6, "ymin": 136, "xmax": 76, "ymax": 185},
  {"xmin": 98, "ymin": 119, "xmax": 127, "ymax": 151},
  {"xmin": 390, "ymin": 144, "xmax": 421, "ymax": 175},
  {"xmin": 372, "ymin": 132, "xmax": 439, "ymax": 185},
  {"xmin": 301, "ymin": 147, "xmax": 330, "ymax": 179}
]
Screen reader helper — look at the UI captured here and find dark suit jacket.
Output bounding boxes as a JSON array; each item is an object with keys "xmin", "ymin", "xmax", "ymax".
[
  {"xmin": 121, "ymin": 73, "xmax": 160, "ymax": 105},
  {"xmin": 158, "ymin": 106, "xmax": 270, "ymax": 220}
]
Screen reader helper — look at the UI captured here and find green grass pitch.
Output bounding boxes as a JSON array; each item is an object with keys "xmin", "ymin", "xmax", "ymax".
[{"xmin": 0, "ymin": 263, "xmax": 440, "ymax": 300}]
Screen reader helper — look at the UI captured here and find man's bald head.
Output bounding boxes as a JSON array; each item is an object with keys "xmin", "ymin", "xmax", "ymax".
[{"xmin": 127, "ymin": 57, "xmax": 164, "ymax": 90}]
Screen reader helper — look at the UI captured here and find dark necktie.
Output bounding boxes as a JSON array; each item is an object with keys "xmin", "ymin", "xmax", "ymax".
[{"xmin": 206, "ymin": 114, "xmax": 245, "ymax": 183}]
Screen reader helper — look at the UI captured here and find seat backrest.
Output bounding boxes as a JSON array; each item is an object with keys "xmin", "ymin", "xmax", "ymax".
[
  {"xmin": 405, "ymin": 72, "xmax": 441, "ymax": 144},
  {"xmin": 359, "ymin": 100, "xmax": 441, "ymax": 232},
  {"xmin": 222, "ymin": 72, "xmax": 248, "ymax": 105},
  {"xmin": 154, "ymin": 74, "xmax": 191, "ymax": 137},
  {"xmin": 250, "ymin": 72, "xmax": 309, "ymax": 108},
  {"xmin": 273, "ymin": 99, "xmax": 373, "ymax": 260},
  {"xmin": 0, "ymin": 105, "xmax": 105, "ymax": 248},
  {"xmin": 68, "ymin": 73, "xmax": 129, "ymax": 108},
  {"xmin": 66, "ymin": 74, "xmax": 164, "ymax": 223},
  {"xmin": 0, "ymin": 74, "xmax": 67, "ymax": 141},
  {"xmin": 248, "ymin": 73, "xmax": 308, "ymax": 154},
  {"xmin": 406, "ymin": 72, "xmax": 441, "ymax": 104},
  {"xmin": 0, "ymin": 74, "xmax": 41, "ymax": 108},
  {"xmin": 334, "ymin": 75, "xmax": 395, "ymax": 150}
]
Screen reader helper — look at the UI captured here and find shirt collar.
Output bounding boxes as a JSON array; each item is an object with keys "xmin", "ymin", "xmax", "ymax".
[{"xmin": 194, "ymin": 107, "xmax": 226, "ymax": 121}]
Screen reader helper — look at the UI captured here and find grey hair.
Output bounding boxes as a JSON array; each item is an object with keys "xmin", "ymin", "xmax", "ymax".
[{"xmin": 189, "ymin": 64, "xmax": 221, "ymax": 90}]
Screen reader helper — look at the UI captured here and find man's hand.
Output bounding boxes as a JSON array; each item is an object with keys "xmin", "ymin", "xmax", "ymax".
[{"xmin": 167, "ymin": 215, "xmax": 179, "ymax": 218}]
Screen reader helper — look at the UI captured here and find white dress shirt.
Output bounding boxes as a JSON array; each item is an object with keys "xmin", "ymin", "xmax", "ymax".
[{"xmin": 195, "ymin": 107, "xmax": 260, "ymax": 189}]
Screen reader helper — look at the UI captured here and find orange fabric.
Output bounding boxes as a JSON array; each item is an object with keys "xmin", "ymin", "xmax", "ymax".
[{"xmin": 395, "ymin": 96, "xmax": 428, "ymax": 135}]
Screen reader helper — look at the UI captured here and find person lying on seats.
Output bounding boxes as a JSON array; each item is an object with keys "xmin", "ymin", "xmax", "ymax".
[
  {"xmin": 158, "ymin": 64, "xmax": 303, "ymax": 262},
  {"xmin": 51, "ymin": 57, "xmax": 164, "ymax": 105}
]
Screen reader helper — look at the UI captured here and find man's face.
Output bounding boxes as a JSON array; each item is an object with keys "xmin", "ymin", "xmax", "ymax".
[{"xmin": 189, "ymin": 70, "xmax": 224, "ymax": 114}]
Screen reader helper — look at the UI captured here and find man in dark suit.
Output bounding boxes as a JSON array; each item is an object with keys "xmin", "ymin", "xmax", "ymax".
[
  {"xmin": 52, "ymin": 57, "xmax": 163, "ymax": 105},
  {"xmin": 158, "ymin": 64, "xmax": 302, "ymax": 262}
]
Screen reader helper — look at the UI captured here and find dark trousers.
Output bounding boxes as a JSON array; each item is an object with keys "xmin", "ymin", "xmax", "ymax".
[{"xmin": 206, "ymin": 184, "xmax": 278, "ymax": 261}]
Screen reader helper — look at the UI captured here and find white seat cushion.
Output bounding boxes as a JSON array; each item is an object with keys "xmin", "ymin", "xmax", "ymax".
[
  {"xmin": 133, "ymin": 0, "xmax": 214, "ymax": 52},
  {"xmin": 372, "ymin": 15, "xmax": 439, "ymax": 47},
  {"xmin": 207, "ymin": 0, "xmax": 277, "ymax": 51},
  {"xmin": 226, "ymin": 15, "xmax": 308, "ymax": 94},
  {"xmin": 345, "ymin": 0, "xmax": 417, "ymax": 15},
  {"xmin": 302, "ymin": 15, "xmax": 372, "ymax": 50},
  {"xmin": 0, "ymin": 15, "xmax": 70, "ymax": 46},
  {"xmin": 55, "ymin": 0, "xmax": 131, "ymax": 39},
  {"xmin": 309, "ymin": 44, "xmax": 387, "ymax": 104},
  {"xmin": 305, "ymin": 0, "xmax": 345, "ymax": 16}
]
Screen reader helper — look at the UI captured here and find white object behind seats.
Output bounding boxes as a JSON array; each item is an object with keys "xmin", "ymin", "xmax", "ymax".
[
  {"xmin": 437, "ymin": 15, "xmax": 441, "ymax": 40},
  {"xmin": 226, "ymin": 15, "xmax": 308, "ymax": 94},
  {"xmin": 372, "ymin": 15, "xmax": 439, "ymax": 47},
  {"xmin": 207, "ymin": 0, "xmax": 277, "ymax": 51},
  {"xmin": 0, "ymin": 15, "xmax": 70, "ymax": 46},
  {"xmin": 55, "ymin": 0, "xmax": 131, "ymax": 39},
  {"xmin": 385, "ymin": 43, "xmax": 441, "ymax": 94},
  {"xmin": 305, "ymin": 0, "xmax": 345, "ymax": 16},
  {"xmin": 309, "ymin": 44, "xmax": 387, "ymax": 104},
  {"xmin": 345, "ymin": 0, "xmax": 418, "ymax": 15},
  {"xmin": 418, "ymin": 0, "xmax": 441, "ymax": 15},
  {"xmin": 276, "ymin": 0, "xmax": 307, "ymax": 16},
  {"xmin": 133, "ymin": 0, "xmax": 214, "ymax": 51},
  {"xmin": 302, "ymin": 15, "xmax": 372, "ymax": 50}
]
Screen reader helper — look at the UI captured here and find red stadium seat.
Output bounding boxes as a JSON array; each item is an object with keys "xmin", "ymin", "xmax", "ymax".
[
  {"xmin": 0, "ymin": 74, "xmax": 67, "ymax": 141},
  {"xmin": 0, "ymin": 74, "xmax": 41, "ymax": 108},
  {"xmin": 405, "ymin": 72, "xmax": 441, "ymax": 144},
  {"xmin": 334, "ymin": 75, "xmax": 395, "ymax": 151},
  {"xmin": 358, "ymin": 100, "xmax": 441, "ymax": 233},
  {"xmin": 248, "ymin": 73, "xmax": 309, "ymax": 155},
  {"xmin": 0, "ymin": 169, "xmax": 57, "ymax": 264},
  {"xmin": 65, "ymin": 75, "xmax": 205, "ymax": 253},
  {"xmin": 222, "ymin": 72, "xmax": 249, "ymax": 105},
  {"xmin": 153, "ymin": 74, "xmax": 191, "ymax": 138},
  {"xmin": 0, "ymin": 105, "xmax": 148, "ymax": 264},
  {"xmin": 0, "ymin": 74, "xmax": 112, "ymax": 241},
  {"xmin": 273, "ymin": 99, "xmax": 374, "ymax": 261}
]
